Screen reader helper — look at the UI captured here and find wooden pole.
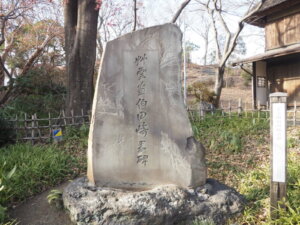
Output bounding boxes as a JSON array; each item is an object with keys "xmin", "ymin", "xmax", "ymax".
[
  {"xmin": 15, "ymin": 115, "xmax": 18, "ymax": 142},
  {"xmin": 258, "ymin": 100, "xmax": 261, "ymax": 119},
  {"xmin": 62, "ymin": 110, "xmax": 67, "ymax": 126},
  {"xmin": 24, "ymin": 113, "xmax": 28, "ymax": 140},
  {"xmin": 49, "ymin": 112, "xmax": 52, "ymax": 140},
  {"xmin": 270, "ymin": 92, "xmax": 287, "ymax": 219},
  {"xmin": 87, "ymin": 110, "xmax": 91, "ymax": 123},
  {"xmin": 293, "ymin": 101, "xmax": 297, "ymax": 126},
  {"xmin": 71, "ymin": 109, "xmax": 75, "ymax": 125},
  {"xmin": 35, "ymin": 114, "xmax": 41, "ymax": 141},
  {"xmin": 238, "ymin": 98, "xmax": 242, "ymax": 115},
  {"xmin": 199, "ymin": 102, "xmax": 204, "ymax": 120},
  {"xmin": 229, "ymin": 100, "xmax": 232, "ymax": 117},
  {"xmin": 31, "ymin": 115, "xmax": 35, "ymax": 145},
  {"xmin": 81, "ymin": 108, "xmax": 85, "ymax": 125},
  {"xmin": 252, "ymin": 62, "xmax": 257, "ymax": 110}
]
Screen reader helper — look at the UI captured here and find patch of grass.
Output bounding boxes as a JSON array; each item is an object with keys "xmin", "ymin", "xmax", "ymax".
[
  {"xmin": 232, "ymin": 152, "xmax": 300, "ymax": 224},
  {"xmin": 192, "ymin": 114, "xmax": 300, "ymax": 224},
  {"xmin": 192, "ymin": 113, "xmax": 269, "ymax": 154},
  {"xmin": 192, "ymin": 114, "xmax": 269, "ymax": 188},
  {"xmin": 0, "ymin": 143, "xmax": 85, "ymax": 207}
]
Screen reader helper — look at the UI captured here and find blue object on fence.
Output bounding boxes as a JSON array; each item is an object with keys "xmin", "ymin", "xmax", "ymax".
[{"xmin": 53, "ymin": 128, "xmax": 63, "ymax": 142}]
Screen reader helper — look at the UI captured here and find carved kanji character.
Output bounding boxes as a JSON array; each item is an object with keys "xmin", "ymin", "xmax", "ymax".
[
  {"xmin": 137, "ymin": 111, "xmax": 147, "ymax": 121},
  {"xmin": 137, "ymin": 154, "xmax": 148, "ymax": 166},
  {"xmin": 136, "ymin": 121, "xmax": 149, "ymax": 137},
  {"xmin": 137, "ymin": 140, "xmax": 146, "ymax": 153},
  {"xmin": 136, "ymin": 98, "xmax": 147, "ymax": 110}
]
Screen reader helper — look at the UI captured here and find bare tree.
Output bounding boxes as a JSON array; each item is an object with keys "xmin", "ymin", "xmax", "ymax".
[
  {"xmin": 171, "ymin": 0, "xmax": 192, "ymax": 23},
  {"xmin": 190, "ymin": 17, "xmax": 211, "ymax": 65},
  {"xmin": 97, "ymin": 0, "xmax": 145, "ymax": 60},
  {"xmin": 195, "ymin": 0, "xmax": 263, "ymax": 106}
]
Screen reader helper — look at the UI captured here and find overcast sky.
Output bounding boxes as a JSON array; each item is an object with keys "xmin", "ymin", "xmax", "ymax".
[
  {"xmin": 141, "ymin": 0, "xmax": 265, "ymax": 64},
  {"xmin": 45, "ymin": 0, "xmax": 265, "ymax": 65}
]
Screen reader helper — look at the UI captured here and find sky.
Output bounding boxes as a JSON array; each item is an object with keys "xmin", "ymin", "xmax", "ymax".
[
  {"xmin": 12, "ymin": 0, "xmax": 266, "ymax": 66},
  {"xmin": 39, "ymin": 0, "xmax": 266, "ymax": 65},
  {"xmin": 141, "ymin": 0, "xmax": 265, "ymax": 64}
]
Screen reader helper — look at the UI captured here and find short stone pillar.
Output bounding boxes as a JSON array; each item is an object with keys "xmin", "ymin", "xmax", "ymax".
[{"xmin": 269, "ymin": 92, "xmax": 287, "ymax": 218}]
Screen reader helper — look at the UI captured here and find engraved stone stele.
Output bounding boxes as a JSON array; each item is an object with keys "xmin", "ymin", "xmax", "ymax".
[{"xmin": 87, "ymin": 23, "xmax": 207, "ymax": 189}]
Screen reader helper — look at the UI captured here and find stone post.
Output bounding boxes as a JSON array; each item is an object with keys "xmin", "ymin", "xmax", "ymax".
[{"xmin": 270, "ymin": 92, "xmax": 287, "ymax": 219}]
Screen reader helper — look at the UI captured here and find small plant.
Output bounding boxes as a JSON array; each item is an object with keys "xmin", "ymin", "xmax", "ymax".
[
  {"xmin": 47, "ymin": 189, "xmax": 63, "ymax": 209},
  {"xmin": 0, "ymin": 163, "xmax": 17, "ymax": 223},
  {"xmin": 287, "ymin": 137, "xmax": 298, "ymax": 148},
  {"xmin": 191, "ymin": 218, "xmax": 215, "ymax": 225}
]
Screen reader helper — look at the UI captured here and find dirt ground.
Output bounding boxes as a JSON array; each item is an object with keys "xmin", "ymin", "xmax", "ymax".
[
  {"xmin": 185, "ymin": 64, "xmax": 252, "ymax": 108},
  {"xmin": 9, "ymin": 182, "xmax": 73, "ymax": 225}
]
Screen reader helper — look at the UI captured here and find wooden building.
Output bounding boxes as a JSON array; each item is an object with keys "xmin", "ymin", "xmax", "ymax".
[{"xmin": 234, "ymin": 0, "xmax": 300, "ymax": 107}]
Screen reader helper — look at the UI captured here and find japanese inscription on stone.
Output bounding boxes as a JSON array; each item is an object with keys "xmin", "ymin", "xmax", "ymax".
[{"xmin": 135, "ymin": 53, "xmax": 149, "ymax": 166}]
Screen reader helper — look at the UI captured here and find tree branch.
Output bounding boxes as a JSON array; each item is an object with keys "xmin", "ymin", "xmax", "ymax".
[
  {"xmin": 171, "ymin": 0, "xmax": 191, "ymax": 23},
  {"xmin": 207, "ymin": 7, "xmax": 221, "ymax": 62},
  {"xmin": 220, "ymin": 0, "xmax": 264, "ymax": 67},
  {"xmin": 20, "ymin": 34, "xmax": 54, "ymax": 76},
  {"xmin": 212, "ymin": 0, "xmax": 231, "ymax": 55},
  {"xmin": 0, "ymin": 56, "xmax": 12, "ymax": 80},
  {"xmin": 133, "ymin": 0, "xmax": 137, "ymax": 31}
]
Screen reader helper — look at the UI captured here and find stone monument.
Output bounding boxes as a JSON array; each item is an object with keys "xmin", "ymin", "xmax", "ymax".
[
  {"xmin": 63, "ymin": 24, "xmax": 245, "ymax": 225},
  {"xmin": 87, "ymin": 23, "xmax": 206, "ymax": 189}
]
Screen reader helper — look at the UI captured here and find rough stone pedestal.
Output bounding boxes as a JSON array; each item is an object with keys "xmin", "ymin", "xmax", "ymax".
[{"xmin": 63, "ymin": 177, "xmax": 245, "ymax": 225}]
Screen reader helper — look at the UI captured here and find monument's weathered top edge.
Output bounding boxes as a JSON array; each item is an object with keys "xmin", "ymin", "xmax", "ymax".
[{"xmin": 106, "ymin": 23, "xmax": 182, "ymax": 44}]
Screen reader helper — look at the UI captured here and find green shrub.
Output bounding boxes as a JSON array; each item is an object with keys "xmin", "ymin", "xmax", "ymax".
[
  {"xmin": 1, "ymin": 66, "xmax": 66, "ymax": 118},
  {"xmin": 188, "ymin": 81, "xmax": 215, "ymax": 104}
]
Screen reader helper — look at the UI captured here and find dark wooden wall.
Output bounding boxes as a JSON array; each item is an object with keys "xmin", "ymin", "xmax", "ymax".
[{"xmin": 268, "ymin": 57, "xmax": 300, "ymax": 105}]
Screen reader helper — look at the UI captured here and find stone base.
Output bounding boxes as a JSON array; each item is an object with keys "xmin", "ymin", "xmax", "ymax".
[{"xmin": 63, "ymin": 177, "xmax": 245, "ymax": 225}]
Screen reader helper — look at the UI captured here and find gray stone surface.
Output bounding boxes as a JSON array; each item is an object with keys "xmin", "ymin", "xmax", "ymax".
[
  {"xmin": 63, "ymin": 177, "xmax": 245, "ymax": 225},
  {"xmin": 87, "ymin": 23, "xmax": 206, "ymax": 189}
]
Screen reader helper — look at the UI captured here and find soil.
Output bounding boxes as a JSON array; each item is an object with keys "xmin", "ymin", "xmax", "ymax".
[
  {"xmin": 9, "ymin": 182, "xmax": 73, "ymax": 225},
  {"xmin": 185, "ymin": 63, "xmax": 252, "ymax": 107}
]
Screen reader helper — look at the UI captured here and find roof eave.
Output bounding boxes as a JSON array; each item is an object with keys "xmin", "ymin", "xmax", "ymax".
[{"xmin": 232, "ymin": 44, "xmax": 300, "ymax": 66}]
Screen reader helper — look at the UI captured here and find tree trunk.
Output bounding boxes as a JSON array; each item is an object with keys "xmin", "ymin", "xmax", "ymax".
[
  {"xmin": 213, "ymin": 66, "xmax": 225, "ymax": 107},
  {"xmin": 0, "ymin": 68, "xmax": 4, "ymax": 86},
  {"xmin": 64, "ymin": 0, "xmax": 99, "ymax": 115}
]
